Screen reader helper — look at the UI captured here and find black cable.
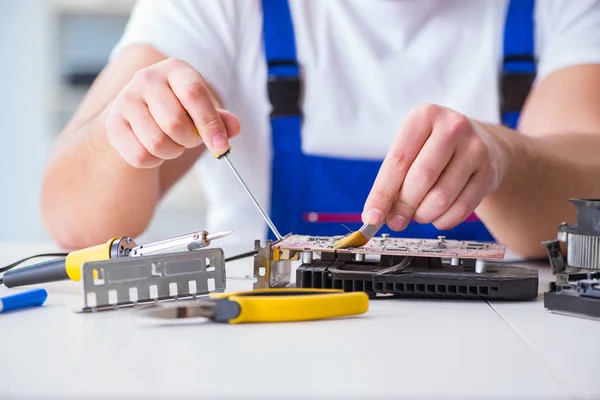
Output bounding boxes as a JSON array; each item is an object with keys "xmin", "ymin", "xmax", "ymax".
[{"xmin": 224, "ymin": 250, "xmax": 258, "ymax": 262}]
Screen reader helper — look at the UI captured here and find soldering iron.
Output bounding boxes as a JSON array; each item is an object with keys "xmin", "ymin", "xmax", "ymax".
[{"xmin": 0, "ymin": 230, "xmax": 232, "ymax": 288}]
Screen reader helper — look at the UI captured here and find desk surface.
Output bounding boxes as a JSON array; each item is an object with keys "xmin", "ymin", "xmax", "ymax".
[{"xmin": 1, "ymin": 242, "xmax": 598, "ymax": 400}]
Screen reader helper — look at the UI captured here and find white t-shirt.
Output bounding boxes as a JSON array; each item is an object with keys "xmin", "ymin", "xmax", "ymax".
[{"xmin": 110, "ymin": 0, "xmax": 600, "ymax": 249}]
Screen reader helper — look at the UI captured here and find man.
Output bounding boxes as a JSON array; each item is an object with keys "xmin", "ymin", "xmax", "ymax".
[{"xmin": 41, "ymin": 0, "xmax": 600, "ymax": 259}]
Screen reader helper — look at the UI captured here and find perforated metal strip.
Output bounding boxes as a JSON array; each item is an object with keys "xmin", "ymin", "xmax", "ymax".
[{"xmin": 78, "ymin": 248, "xmax": 226, "ymax": 312}]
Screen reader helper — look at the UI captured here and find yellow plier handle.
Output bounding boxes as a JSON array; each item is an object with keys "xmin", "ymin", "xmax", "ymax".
[{"xmin": 210, "ymin": 288, "xmax": 369, "ymax": 324}]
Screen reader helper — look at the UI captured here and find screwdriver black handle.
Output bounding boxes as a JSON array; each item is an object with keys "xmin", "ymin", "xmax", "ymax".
[{"xmin": 2, "ymin": 257, "xmax": 68, "ymax": 288}]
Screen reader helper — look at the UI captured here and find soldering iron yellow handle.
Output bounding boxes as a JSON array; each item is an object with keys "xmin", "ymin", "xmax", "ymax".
[
  {"xmin": 2, "ymin": 237, "xmax": 119, "ymax": 288},
  {"xmin": 65, "ymin": 238, "xmax": 116, "ymax": 281},
  {"xmin": 211, "ymin": 288, "xmax": 369, "ymax": 324}
]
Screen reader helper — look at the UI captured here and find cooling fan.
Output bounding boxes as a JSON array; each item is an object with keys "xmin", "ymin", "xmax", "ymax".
[{"xmin": 543, "ymin": 198, "xmax": 600, "ymax": 320}]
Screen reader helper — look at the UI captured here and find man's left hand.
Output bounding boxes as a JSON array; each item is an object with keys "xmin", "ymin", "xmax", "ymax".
[{"xmin": 363, "ymin": 103, "xmax": 513, "ymax": 232}]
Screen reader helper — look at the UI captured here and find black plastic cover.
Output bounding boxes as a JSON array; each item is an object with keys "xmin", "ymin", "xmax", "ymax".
[
  {"xmin": 544, "ymin": 272, "xmax": 600, "ymax": 319},
  {"xmin": 544, "ymin": 289, "xmax": 600, "ymax": 319}
]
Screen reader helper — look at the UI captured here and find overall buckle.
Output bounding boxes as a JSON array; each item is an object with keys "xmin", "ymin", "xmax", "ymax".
[
  {"xmin": 267, "ymin": 59, "xmax": 302, "ymax": 118},
  {"xmin": 501, "ymin": 55, "xmax": 536, "ymax": 114}
]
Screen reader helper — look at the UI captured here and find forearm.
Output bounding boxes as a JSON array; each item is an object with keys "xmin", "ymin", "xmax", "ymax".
[
  {"xmin": 477, "ymin": 126, "xmax": 600, "ymax": 258},
  {"xmin": 41, "ymin": 107, "xmax": 161, "ymax": 250},
  {"xmin": 40, "ymin": 45, "xmax": 234, "ymax": 250}
]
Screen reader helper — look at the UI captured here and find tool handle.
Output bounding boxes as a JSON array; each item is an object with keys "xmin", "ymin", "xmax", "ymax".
[
  {"xmin": 217, "ymin": 290, "xmax": 369, "ymax": 324},
  {"xmin": 2, "ymin": 258, "xmax": 67, "ymax": 288},
  {"xmin": 0, "ymin": 288, "xmax": 48, "ymax": 312},
  {"xmin": 65, "ymin": 239, "xmax": 116, "ymax": 281}
]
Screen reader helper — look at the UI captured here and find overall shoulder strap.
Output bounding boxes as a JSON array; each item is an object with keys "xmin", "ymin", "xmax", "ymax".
[
  {"xmin": 261, "ymin": 0, "xmax": 304, "ymax": 239},
  {"xmin": 501, "ymin": 0, "xmax": 536, "ymax": 129},
  {"xmin": 261, "ymin": 0, "xmax": 302, "ymax": 118}
]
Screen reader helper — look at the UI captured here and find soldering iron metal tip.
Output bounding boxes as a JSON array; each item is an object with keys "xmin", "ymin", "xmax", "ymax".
[{"xmin": 205, "ymin": 230, "xmax": 234, "ymax": 242}]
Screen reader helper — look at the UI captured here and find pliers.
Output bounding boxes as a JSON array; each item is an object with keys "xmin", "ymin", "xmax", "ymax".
[{"xmin": 136, "ymin": 288, "xmax": 369, "ymax": 324}]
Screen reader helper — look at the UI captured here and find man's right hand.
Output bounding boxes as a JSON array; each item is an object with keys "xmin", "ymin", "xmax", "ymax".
[{"xmin": 105, "ymin": 57, "xmax": 240, "ymax": 168}]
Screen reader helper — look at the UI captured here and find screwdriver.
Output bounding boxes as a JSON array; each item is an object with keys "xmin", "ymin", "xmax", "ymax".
[{"xmin": 216, "ymin": 147, "xmax": 283, "ymax": 240}]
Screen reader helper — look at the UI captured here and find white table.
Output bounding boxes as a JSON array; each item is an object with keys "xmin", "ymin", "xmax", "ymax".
[{"xmin": 1, "ymin": 242, "xmax": 598, "ymax": 399}]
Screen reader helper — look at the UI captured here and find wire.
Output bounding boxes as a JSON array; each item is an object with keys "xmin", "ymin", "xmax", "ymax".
[{"xmin": 225, "ymin": 250, "xmax": 258, "ymax": 262}]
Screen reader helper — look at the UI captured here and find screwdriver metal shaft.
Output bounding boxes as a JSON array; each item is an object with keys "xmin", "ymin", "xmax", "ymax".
[{"xmin": 221, "ymin": 152, "xmax": 283, "ymax": 240}]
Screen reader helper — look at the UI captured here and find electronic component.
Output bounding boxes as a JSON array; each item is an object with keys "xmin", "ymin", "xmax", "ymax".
[
  {"xmin": 273, "ymin": 234, "xmax": 507, "ymax": 259},
  {"xmin": 543, "ymin": 198, "xmax": 600, "ymax": 320},
  {"xmin": 254, "ymin": 234, "xmax": 538, "ymax": 301}
]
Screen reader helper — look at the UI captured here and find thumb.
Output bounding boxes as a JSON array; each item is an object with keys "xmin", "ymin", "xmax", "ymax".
[{"xmin": 217, "ymin": 109, "xmax": 241, "ymax": 139}]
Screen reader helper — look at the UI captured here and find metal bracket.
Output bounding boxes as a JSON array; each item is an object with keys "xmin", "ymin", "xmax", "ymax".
[
  {"xmin": 77, "ymin": 248, "xmax": 226, "ymax": 312},
  {"xmin": 542, "ymin": 239, "xmax": 566, "ymax": 274},
  {"xmin": 253, "ymin": 240, "xmax": 291, "ymax": 289}
]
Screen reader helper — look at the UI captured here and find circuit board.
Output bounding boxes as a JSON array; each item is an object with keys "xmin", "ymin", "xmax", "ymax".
[{"xmin": 273, "ymin": 234, "xmax": 506, "ymax": 259}]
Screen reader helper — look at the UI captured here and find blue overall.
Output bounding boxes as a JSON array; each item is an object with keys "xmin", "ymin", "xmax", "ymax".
[{"xmin": 261, "ymin": 0, "xmax": 536, "ymax": 242}]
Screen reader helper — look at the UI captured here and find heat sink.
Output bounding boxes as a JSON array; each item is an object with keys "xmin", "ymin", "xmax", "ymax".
[{"xmin": 567, "ymin": 233, "xmax": 600, "ymax": 270}]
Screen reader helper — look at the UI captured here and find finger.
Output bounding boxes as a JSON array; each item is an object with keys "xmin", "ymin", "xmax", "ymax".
[
  {"xmin": 128, "ymin": 104, "xmax": 185, "ymax": 160},
  {"xmin": 362, "ymin": 106, "xmax": 435, "ymax": 225},
  {"xmin": 145, "ymin": 82, "xmax": 202, "ymax": 148},
  {"xmin": 106, "ymin": 115, "xmax": 163, "ymax": 169},
  {"xmin": 385, "ymin": 193, "xmax": 418, "ymax": 231},
  {"xmin": 412, "ymin": 145, "xmax": 482, "ymax": 224},
  {"xmin": 166, "ymin": 63, "xmax": 229, "ymax": 155},
  {"xmin": 218, "ymin": 108, "xmax": 241, "ymax": 139},
  {"xmin": 397, "ymin": 132, "xmax": 457, "ymax": 208},
  {"xmin": 392, "ymin": 113, "xmax": 472, "ymax": 226},
  {"xmin": 432, "ymin": 169, "xmax": 490, "ymax": 231},
  {"xmin": 385, "ymin": 137, "xmax": 456, "ymax": 231}
]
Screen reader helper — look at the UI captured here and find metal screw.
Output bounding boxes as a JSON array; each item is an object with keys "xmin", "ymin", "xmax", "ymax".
[
  {"xmin": 301, "ymin": 251, "xmax": 313, "ymax": 264},
  {"xmin": 126, "ymin": 237, "xmax": 132, "ymax": 244},
  {"xmin": 475, "ymin": 259, "xmax": 487, "ymax": 274}
]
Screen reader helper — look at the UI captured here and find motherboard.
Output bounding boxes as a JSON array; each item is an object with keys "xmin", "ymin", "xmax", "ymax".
[{"xmin": 272, "ymin": 234, "xmax": 506, "ymax": 259}]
